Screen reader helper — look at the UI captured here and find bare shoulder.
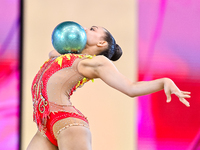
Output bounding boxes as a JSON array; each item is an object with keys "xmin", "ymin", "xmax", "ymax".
[
  {"xmin": 78, "ymin": 55, "xmax": 113, "ymax": 79},
  {"xmin": 79, "ymin": 55, "xmax": 112, "ymax": 67}
]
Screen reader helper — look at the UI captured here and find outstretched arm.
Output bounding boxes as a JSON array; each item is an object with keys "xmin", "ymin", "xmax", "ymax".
[{"xmin": 78, "ymin": 56, "xmax": 191, "ymax": 107}]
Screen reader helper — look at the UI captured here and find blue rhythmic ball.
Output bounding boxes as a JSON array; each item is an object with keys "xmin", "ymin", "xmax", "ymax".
[{"xmin": 51, "ymin": 21, "xmax": 87, "ymax": 54}]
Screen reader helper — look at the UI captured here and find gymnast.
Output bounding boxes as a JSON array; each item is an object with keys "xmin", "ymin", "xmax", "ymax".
[{"xmin": 27, "ymin": 25, "xmax": 191, "ymax": 150}]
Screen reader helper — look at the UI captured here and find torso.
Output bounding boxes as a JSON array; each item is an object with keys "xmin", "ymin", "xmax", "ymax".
[{"xmin": 31, "ymin": 54, "xmax": 92, "ymax": 129}]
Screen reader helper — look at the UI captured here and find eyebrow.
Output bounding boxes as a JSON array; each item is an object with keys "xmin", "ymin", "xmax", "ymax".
[{"xmin": 92, "ymin": 26, "xmax": 98, "ymax": 29}]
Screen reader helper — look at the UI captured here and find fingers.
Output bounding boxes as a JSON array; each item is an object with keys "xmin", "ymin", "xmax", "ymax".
[
  {"xmin": 166, "ymin": 90, "xmax": 191, "ymax": 107},
  {"xmin": 174, "ymin": 91, "xmax": 191, "ymax": 107},
  {"xmin": 179, "ymin": 91, "xmax": 191, "ymax": 98},
  {"xmin": 181, "ymin": 91, "xmax": 191, "ymax": 95},
  {"xmin": 166, "ymin": 92, "xmax": 172, "ymax": 103},
  {"xmin": 180, "ymin": 91, "xmax": 191, "ymax": 107},
  {"xmin": 180, "ymin": 91, "xmax": 191, "ymax": 98},
  {"xmin": 181, "ymin": 94, "xmax": 191, "ymax": 98},
  {"xmin": 166, "ymin": 97, "xmax": 171, "ymax": 103},
  {"xmin": 179, "ymin": 97, "xmax": 190, "ymax": 107}
]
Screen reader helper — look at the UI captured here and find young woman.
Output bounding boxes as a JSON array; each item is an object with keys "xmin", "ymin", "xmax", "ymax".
[{"xmin": 27, "ymin": 26, "xmax": 190, "ymax": 150}]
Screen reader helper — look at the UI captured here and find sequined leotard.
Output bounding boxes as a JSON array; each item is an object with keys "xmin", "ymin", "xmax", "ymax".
[{"xmin": 31, "ymin": 53, "xmax": 93, "ymax": 146}]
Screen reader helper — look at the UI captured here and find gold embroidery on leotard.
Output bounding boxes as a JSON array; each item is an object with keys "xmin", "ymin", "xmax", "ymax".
[{"xmin": 39, "ymin": 94, "xmax": 48, "ymax": 113}]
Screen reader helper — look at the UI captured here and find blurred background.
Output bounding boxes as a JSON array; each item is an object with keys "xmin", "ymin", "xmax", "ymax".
[
  {"xmin": 0, "ymin": 0, "xmax": 21, "ymax": 150},
  {"xmin": 138, "ymin": 0, "xmax": 200, "ymax": 150},
  {"xmin": 0, "ymin": 0, "xmax": 199, "ymax": 150}
]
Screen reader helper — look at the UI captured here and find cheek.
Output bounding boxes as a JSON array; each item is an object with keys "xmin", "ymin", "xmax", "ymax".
[
  {"xmin": 86, "ymin": 34, "xmax": 99, "ymax": 46},
  {"xmin": 86, "ymin": 37, "xmax": 92, "ymax": 46}
]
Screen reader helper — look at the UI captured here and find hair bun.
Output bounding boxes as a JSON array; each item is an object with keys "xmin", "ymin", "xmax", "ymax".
[{"xmin": 111, "ymin": 44, "xmax": 122, "ymax": 61}]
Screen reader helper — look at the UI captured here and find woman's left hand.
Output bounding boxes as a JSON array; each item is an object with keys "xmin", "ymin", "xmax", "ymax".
[{"xmin": 164, "ymin": 78, "xmax": 191, "ymax": 107}]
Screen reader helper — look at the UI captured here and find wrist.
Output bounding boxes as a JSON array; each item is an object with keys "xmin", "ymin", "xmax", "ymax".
[{"xmin": 163, "ymin": 77, "xmax": 173, "ymax": 89}]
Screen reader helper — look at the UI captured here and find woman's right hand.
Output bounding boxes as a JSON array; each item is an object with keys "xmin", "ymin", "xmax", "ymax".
[{"xmin": 49, "ymin": 50, "xmax": 61, "ymax": 58}]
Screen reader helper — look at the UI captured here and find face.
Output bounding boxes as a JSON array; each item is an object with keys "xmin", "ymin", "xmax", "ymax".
[{"xmin": 84, "ymin": 26, "xmax": 106, "ymax": 47}]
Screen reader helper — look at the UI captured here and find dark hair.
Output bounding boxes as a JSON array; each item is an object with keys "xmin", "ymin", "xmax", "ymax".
[{"xmin": 99, "ymin": 29, "xmax": 122, "ymax": 61}]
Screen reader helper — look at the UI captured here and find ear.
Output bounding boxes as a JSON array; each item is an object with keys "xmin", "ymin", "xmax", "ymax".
[{"xmin": 97, "ymin": 41, "xmax": 108, "ymax": 47}]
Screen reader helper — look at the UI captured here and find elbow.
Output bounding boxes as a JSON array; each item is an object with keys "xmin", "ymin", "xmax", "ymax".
[
  {"xmin": 125, "ymin": 90, "xmax": 138, "ymax": 98},
  {"xmin": 125, "ymin": 84, "xmax": 142, "ymax": 98},
  {"xmin": 127, "ymin": 93, "xmax": 137, "ymax": 98},
  {"xmin": 124, "ymin": 83, "xmax": 138, "ymax": 98}
]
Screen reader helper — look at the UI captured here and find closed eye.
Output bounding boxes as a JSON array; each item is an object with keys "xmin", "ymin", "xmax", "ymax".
[{"xmin": 90, "ymin": 27, "xmax": 95, "ymax": 31}]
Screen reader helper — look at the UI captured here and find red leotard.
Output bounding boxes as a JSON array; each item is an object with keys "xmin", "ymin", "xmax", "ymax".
[{"xmin": 31, "ymin": 54, "xmax": 93, "ymax": 146}]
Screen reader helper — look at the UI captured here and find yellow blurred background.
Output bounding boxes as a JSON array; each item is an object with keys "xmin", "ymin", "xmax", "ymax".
[{"xmin": 22, "ymin": 0, "xmax": 138, "ymax": 149}]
